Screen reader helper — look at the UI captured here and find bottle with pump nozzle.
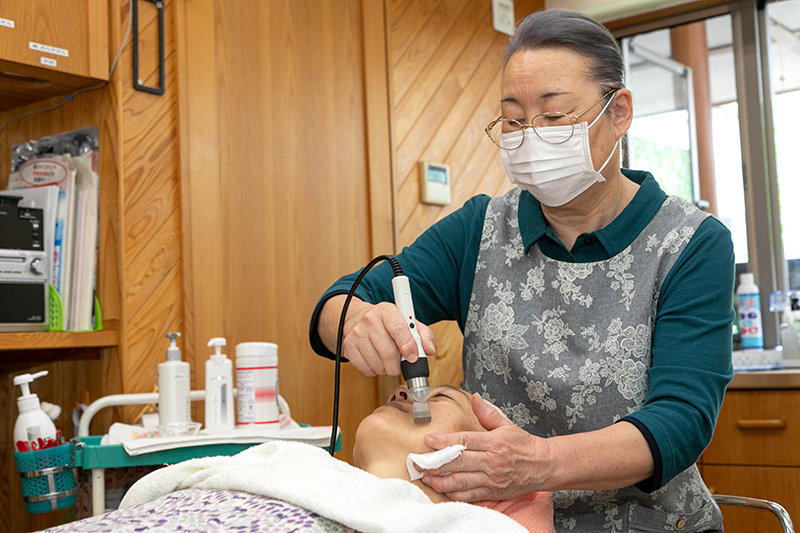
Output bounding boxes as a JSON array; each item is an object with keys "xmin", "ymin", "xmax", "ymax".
[
  {"xmin": 158, "ymin": 332, "xmax": 191, "ymax": 426},
  {"xmin": 737, "ymin": 273, "xmax": 764, "ymax": 350},
  {"xmin": 205, "ymin": 337, "xmax": 235, "ymax": 433},
  {"xmin": 14, "ymin": 371, "xmax": 57, "ymax": 444}
]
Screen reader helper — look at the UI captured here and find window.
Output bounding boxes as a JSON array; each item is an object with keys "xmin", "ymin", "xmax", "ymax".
[{"xmin": 615, "ymin": 0, "xmax": 789, "ymax": 346}]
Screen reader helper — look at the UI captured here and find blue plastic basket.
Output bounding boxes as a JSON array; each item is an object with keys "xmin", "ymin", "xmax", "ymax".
[{"xmin": 15, "ymin": 443, "xmax": 77, "ymax": 513}]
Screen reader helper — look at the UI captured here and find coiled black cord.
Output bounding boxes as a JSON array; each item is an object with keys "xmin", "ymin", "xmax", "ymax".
[{"xmin": 329, "ymin": 255, "xmax": 403, "ymax": 456}]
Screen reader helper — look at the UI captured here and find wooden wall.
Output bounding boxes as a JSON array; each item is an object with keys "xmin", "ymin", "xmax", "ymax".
[
  {"xmin": 117, "ymin": 0, "xmax": 186, "ymax": 412},
  {"xmin": 178, "ymin": 0, "xmax": 390, "ymax": 465},
  {"xmin": 386, "ymin": 0, "xmax": 543, "ymax": 387}
]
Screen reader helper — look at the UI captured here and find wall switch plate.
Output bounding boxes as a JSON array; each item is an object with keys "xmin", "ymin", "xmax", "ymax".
[
  {"xmin": 419, "ymin": 161, "xmax": 451, "ymax": 206},
  {"xmin": 492, "ymin": 0, "xmax": 515, "ymax": 36}
]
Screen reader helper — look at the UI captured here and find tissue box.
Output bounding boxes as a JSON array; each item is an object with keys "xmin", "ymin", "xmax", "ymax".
[{"xmin": 732, "ymin": 349, "xmax": 782, "ymax": 367}]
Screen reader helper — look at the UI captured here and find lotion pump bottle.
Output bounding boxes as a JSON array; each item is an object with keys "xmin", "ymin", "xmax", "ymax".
[
  {"xmin": 14, "ymin": 371, "xmax": 57, "ymax": 444},
  {"xmin": 158, "ymin": 332, "xmax": 191, "ymax": 426},
  {"xmin": 205, "ymin": 337, "xmax": 235, "ymax": 433}
]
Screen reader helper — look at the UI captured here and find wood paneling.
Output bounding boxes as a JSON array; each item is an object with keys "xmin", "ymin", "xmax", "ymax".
[
  {"xmin": 178, "ymin": 0, "xmax": 382, "ymax": 464},
  {"xmin": 386, "ymin": 0, "xmax": 543, "ymax": 387}
]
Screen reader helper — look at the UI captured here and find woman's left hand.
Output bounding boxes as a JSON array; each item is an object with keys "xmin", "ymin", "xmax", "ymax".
[{"xmin": 419, "ymin": 394, "xmax": 553, "ymax": 502}]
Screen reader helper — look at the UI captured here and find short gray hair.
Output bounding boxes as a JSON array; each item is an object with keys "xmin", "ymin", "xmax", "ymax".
[{"xmin": 504, "ymin": 8, "xmax": 625, "ymax": 95}]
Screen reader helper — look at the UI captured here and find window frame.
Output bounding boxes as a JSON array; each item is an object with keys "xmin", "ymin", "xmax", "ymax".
[{"xmin": 611, "ymin": 0, "xmax": 786, "ymax": 347}]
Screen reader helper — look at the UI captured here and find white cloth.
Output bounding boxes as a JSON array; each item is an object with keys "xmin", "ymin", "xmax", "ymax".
[
  {"xmin": 406, "ymin": 444, "xmax": 466, "ymax": 481},
  {"xmin": 120, "ymin": 440, "xmax": 527, "ymax": 533}
]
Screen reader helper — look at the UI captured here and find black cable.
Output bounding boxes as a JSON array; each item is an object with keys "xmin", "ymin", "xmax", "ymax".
[{"xmin": 329, "ymin": 254, "xmax": 403, "ymax": 456}]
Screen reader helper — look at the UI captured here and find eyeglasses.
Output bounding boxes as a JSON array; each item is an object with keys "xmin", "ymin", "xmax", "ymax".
[{"xmin": 485, "ymin": 89, "xmax": 618, "ymax": 150}]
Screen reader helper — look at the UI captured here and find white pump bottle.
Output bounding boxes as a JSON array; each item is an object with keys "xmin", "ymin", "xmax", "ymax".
[
  {"xmin": 14, "ymin": 371, "xmax": 57, "ymax": 444},
  {"xmin": 205, "ymin": 337, "xmax": 235, "ymax": 433},
  {"xmin": 158, "ymin": 332, "xmax": 191, "ymax": 426}
]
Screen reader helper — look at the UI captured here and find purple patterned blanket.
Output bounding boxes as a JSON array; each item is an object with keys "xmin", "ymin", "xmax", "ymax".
[{"xmin": 41, "ymin": 489, "xmax": 357, "ymax": 533}]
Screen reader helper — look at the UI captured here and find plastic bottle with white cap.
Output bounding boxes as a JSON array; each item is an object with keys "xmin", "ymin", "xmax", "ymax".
[
  {"xmin": 14, "ymin": 371, "xmax": 57, "ymax": 444},
  {"xmin": 235, "ymin": 342, "xmax": 279, "ymax": 426},
  {"xmin": 737, "ymin": 273, "xmax": 764, "ymax": 350},
  {"xmin": 205, "ymin": 337, "xmax": 235, "ymax": 432},
  {"xmin": 158, "ymin": 332, "xmax": 191, "ymax": 426}
]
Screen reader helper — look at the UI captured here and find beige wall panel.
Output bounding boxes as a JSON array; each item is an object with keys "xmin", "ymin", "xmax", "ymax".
[{"xmin": 387, "ymin": 0, "xmax": 544, "ymax": 385}]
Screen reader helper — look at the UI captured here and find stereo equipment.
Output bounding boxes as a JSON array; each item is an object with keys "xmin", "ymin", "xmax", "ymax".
[{"xmin": 0, "ymin": 194, "xmax": 49, "ymax": 332}]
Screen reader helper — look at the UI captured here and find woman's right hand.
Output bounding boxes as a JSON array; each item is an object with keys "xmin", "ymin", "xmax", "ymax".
[{"xmin": 318, "ymin": 295, "xmax": 436, "ymax": 377}]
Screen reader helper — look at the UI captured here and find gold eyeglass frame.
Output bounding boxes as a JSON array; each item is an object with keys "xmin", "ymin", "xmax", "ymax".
[{"xmin": 485, "ymin": 89, "xmax": 618, "ymax": 150}]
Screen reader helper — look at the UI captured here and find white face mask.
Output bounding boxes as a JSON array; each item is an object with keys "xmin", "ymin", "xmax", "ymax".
[{"xmin": 500, "ymin": 96, "xmax": 619, "ymax": 207}]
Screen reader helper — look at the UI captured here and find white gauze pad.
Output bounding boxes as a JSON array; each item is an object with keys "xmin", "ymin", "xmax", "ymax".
[{"xmin": 406, "ymin": 444, "xmax": 467, "ymax": 481}]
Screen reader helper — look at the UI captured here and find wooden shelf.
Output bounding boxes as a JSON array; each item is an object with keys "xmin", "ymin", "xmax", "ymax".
[{"xmin": 0, "ymin": 319, "xmax": 118, "ymax": 351}]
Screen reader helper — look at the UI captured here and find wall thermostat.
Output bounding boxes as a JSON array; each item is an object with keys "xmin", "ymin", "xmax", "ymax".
[{"xmin": 419, "ymin": 161, "xmax": 451, "ymax": 206}]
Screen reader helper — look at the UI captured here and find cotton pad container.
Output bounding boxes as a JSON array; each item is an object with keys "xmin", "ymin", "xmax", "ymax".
[{"xmin": 235, "ymin": 342, "xmax": 279, "ymax": 425}]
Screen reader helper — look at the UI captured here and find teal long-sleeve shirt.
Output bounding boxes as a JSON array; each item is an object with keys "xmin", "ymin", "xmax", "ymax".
[{"xmin": 309, "ymin": 169, "xmax": 735, "ymax": 491}]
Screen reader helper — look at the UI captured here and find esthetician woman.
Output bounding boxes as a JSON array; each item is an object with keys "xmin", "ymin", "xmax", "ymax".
[{"xmin": 310, "ymin": 8, "xmax": 734, "ymax": 532}]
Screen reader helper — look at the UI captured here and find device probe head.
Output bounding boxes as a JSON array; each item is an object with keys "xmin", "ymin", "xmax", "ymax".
[{"xmin": 407, "ymin": 376, "xmax": 431, "ymax": 424}]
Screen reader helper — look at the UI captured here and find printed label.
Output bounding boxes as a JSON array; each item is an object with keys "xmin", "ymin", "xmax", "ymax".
[
  {"xmin": 40, "ymin": 57, "xmax": 57, "ymax": 68},
  {"xmin": 20, "ymin": 159, "xmax": 69, "ymax": 186},
  {"xmin": 0, "ymin": 18, "xmax": 14, "ymax": 28},
  {"xmin": 738, "ymin": 292, "xmax": 763, "ymax": 348},
  {"xmin": 29, "ymin": 41, "xmax": 69, "ymax": 57},
  {"xmin": 236, "ymin": 368, "xmax": 279, "ymax": 424}
]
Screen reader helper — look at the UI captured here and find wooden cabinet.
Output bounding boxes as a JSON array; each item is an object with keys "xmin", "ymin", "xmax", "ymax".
[
  {"xmin": 703, "ymin": 465, "xmax": 800, "ymax": 533},
  {"xmin": 701, "ymin": 377, "xmax": 800, "ymax": 532},
  {"xmin": 0, "ymin": 0, "xmax": 108, "ymax": 111}
]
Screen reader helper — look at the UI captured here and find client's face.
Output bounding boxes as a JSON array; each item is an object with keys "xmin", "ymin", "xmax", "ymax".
[{"xmin": 353, "ymin": 385, "xmax": 484, "ymax": 469}]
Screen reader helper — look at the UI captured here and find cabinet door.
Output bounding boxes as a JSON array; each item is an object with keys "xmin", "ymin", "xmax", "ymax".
[
  {"xmin": 704, "ymin": 389, "xmax": 800, "ymax": 467},
  {"xmin": 0, "ymin": 0, "xmax": 107, "ymax": 78},
  {"xmin": 703, "ymin": 465, "xmax": 800, "ymax": 533}
]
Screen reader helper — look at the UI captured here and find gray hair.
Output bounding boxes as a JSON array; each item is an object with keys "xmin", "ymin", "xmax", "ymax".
[{"xmin": 504, "ymin": 8, "xmax": 625, "ymax": 95}]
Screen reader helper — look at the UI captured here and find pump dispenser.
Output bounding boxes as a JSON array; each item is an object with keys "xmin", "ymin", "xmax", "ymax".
[
  {"xmin": 205, "ymin": 337, "xmax": 235, "ymax": 433},
  {"xmin": 14, "ymin": 371, "xmax": 57, "ymax": 444},
  {"xmin": 158, "ymin": 332, "xmax": 191, "ymax": 426}
]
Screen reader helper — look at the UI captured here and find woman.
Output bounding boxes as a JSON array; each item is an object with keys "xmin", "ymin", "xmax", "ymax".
[
  {"xmin": 45, "ymin": 386, "xmax": 553, "ymax": 533},
  {"xmin": 310, "ymin": 8, "xmax": 733, "ymax": 532}
]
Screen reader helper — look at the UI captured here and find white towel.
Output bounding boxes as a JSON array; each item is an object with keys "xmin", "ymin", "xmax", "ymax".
[
  {"xmin": 121, "ymin": 440, "xmax": 528, "ymax": 533},
  {"xmin": 406, "ymin": 444, "xmax": 466, "ymax": 481}
]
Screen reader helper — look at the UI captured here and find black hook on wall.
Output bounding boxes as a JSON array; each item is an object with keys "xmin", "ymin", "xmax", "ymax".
[{"xmin": 132, "ymin": 0, "xmax": 165, "ymax": 95}]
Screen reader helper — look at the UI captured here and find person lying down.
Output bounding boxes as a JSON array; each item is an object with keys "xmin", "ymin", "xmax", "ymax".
[{"xmin": 41, "ymin": 385, "xmax": 554, "ymax": 533}]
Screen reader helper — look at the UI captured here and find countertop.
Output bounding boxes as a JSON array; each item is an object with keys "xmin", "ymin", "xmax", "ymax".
[{"xmin": 729, "ymin": 365, "xmax": 800, "ymax": 389}]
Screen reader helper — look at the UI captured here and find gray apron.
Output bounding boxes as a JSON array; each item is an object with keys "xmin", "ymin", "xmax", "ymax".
[{"xmin": 462, "ymin": 188, "xmax": 723, "ymax": 532}]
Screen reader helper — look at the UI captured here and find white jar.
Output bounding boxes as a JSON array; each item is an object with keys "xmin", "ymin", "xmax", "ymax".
[{"xmin": 235, "ymin": 342, "xmax": 279, "ymax": 426}]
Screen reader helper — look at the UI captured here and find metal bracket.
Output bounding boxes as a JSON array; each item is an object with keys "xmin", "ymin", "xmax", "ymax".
[{"xmin": 132, "ymin": 0, "xmax": 165, "ymax": 95}]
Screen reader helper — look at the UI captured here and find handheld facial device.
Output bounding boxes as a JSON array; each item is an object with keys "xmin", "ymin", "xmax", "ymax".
[
  {"xmin": 330, "ymin": 255, "xmax": 430, "ymax": 455},
  {"xmin": 392, "ymin": 275, "xmax": 431, "ymax": 424}
]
